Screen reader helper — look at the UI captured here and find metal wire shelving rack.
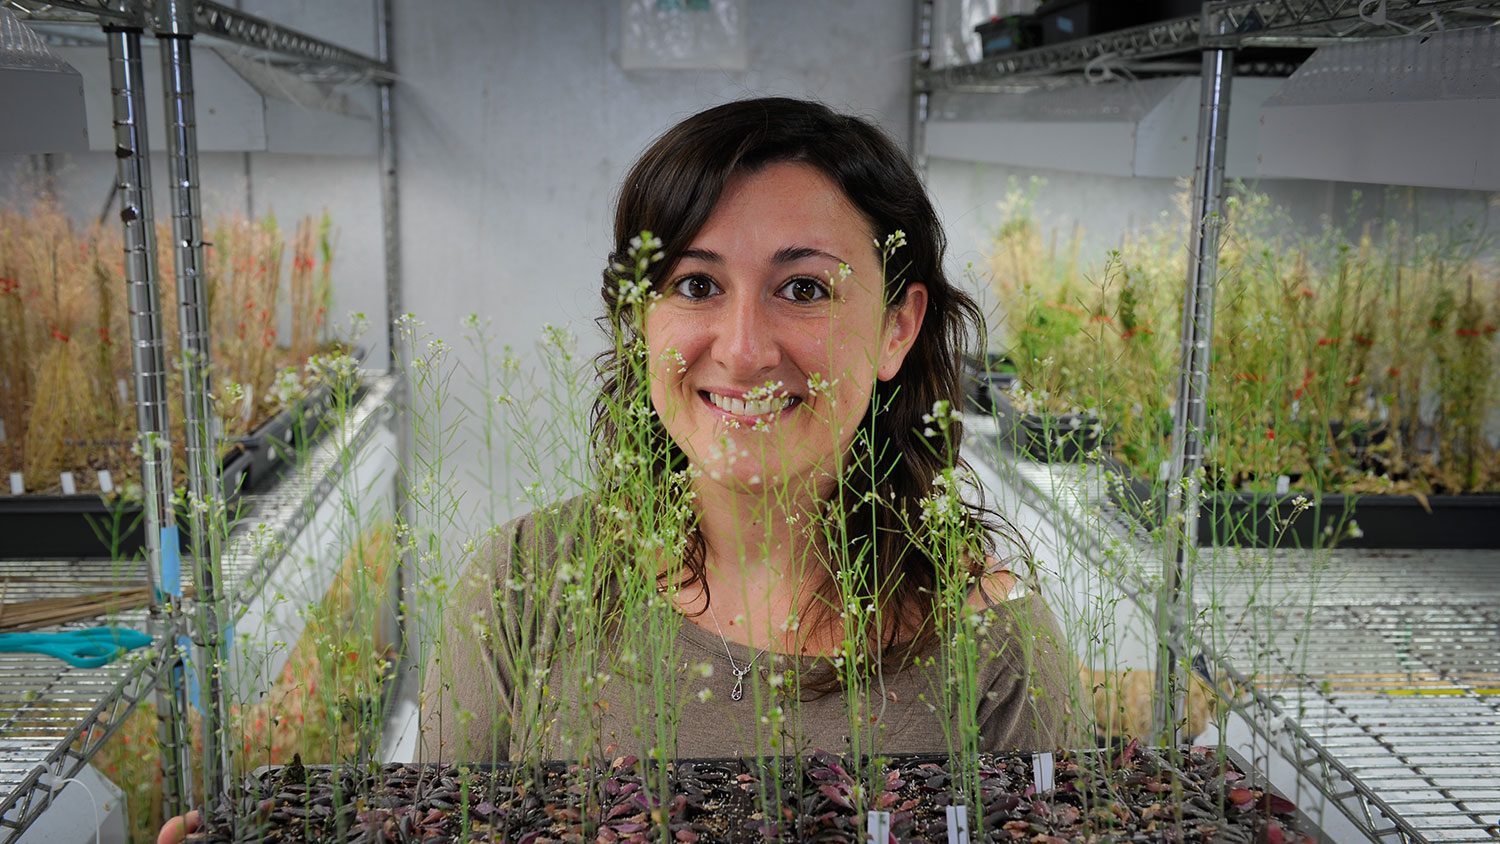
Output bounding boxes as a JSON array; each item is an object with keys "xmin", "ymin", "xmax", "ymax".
[
  {"xmin": 0, "ymin": 377, "xmax": 397, "ymax": 840},
  {"xmin": 962, "ymin": 415, "xmax": 1500, "ymax": 843},
  {"xmin": 0, "ymin": 0, "xmax": 405, "ymax": 838},
  {"xmin": 923, "ymin": 3, "xmax": 1500, "ymax": 839}
]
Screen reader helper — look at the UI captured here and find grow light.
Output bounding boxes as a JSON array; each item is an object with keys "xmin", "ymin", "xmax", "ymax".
[{"xmin": 0, "ymin": 6, "xmax": 86, "ymax": 153}]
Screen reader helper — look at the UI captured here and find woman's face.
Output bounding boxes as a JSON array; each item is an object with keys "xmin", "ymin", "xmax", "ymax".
[{"xmin": 643, "ymin": 161, "xmax": 927, "ymax": 495}]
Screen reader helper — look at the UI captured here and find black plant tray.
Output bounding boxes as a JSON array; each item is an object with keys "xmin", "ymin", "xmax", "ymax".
[
  {"xmin": 0, "ymin": 448, "xmax": 252, "ymax": 560},
  {"xmin": 193, "ymin": 745, "xmax": 1319, "ymax": 843},
  {"xmin": 1107, "ymin": 461, "xmax": 1500, "ymax": 549},
  {"xmin": 962, "ymin": 354, "xmax": 1019, "ymax": 415},
  {"xmin": 226, "ymin": 378, "xmax": 369, "ymax": 493},
  {"xmin": 0, "ymin": 372, "xmax": 363, "ymax": 560},
  {"xmin": 990, "ymin": 384, "xmax": 1104, "ymax": 463}
]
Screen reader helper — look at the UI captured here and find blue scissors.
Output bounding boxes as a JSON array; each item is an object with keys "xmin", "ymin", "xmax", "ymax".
[{"xmin": 0, "ymin": 627, "xmax": 153, "ymax": 669}]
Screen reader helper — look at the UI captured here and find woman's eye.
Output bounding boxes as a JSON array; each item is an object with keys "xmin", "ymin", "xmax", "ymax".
[
  {"xmin": 778, "ymin": 277, "xmax": 829, "ymax": 303},
  {"xmin": 673, "ymin": 275, "xmax": 719, "ymax": 300}
]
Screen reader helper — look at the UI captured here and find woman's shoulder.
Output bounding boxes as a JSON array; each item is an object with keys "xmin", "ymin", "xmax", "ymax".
[
  {"xmin": 965, "ymin": 555, "xmax": 1026, "ymax": 609},
  {"xmin": 469, "ymin": 494, "xmax": 596, "ymax": 580}
]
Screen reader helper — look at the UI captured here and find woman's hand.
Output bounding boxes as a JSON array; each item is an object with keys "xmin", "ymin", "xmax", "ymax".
[{"xmin": 156, "ymin": 811, "xmax": 200, "ymax": 844}]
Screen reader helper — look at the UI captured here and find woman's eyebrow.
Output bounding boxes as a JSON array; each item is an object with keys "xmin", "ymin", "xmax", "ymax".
[
  {"xmin": 773, "ymin": 245, "xmax": 847, "ymax": 266},
  {"xmin": 677, "ymin": 246, "xmax": 849, "ymax": 266}
]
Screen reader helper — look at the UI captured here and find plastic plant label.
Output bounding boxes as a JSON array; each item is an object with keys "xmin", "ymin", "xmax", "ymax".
[
  {"xmin": 117, "ymin": 378, "xmax": 128, "ymax": 403},
  {"xmin": 866, "ymin": 810, "xmax": 891, "ymax": 844},
  {"xmin": 1032, "ymin": 752, "xmax": 1055, "ymax": 793},
  {"xmin": 98, "ymin": 470, "xmax": 114, "ymax": 494},
  {"xmin": 945, "ymin": 804, "xmax": 970, "ymax": 844},
  {"xmin": 9, "ymin": 473, "xmax": 22, "ymax": 495},
  {"xmin": 0, "ymin": 418, "xmax": 5, "ymax": 442},
  {"xmin": 59, "ymin": 472, "xmax": 76, "ymax": 495},
  {"xmin": 1275, "ymin": 475, "xmax": 1290, "ymax": 495},
  {"xmin": 1158, "ymin": 460, "xmax": 1171, "ymax": 481}
]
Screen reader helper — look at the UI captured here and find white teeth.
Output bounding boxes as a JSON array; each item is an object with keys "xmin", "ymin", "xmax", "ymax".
[{"xmin": 708, "ymin": 392, "xmax": 794, "ymax": 416}]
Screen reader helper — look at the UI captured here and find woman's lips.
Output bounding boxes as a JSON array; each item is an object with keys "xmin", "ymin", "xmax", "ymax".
[{"xmin": 699, "ymin": 390, "xmax": 802, "ymax": 423}]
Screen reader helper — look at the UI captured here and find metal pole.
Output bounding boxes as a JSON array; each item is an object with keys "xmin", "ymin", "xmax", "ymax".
[
  {"xmin": 1153, "ymin": 18, "xmax": 1234, "ymax": 746},
  {"xmin": 376, "ymin": 0, "xmax": 411, "ymax": 727},
  {"xmin": 154, "ymin": 0, "xmax": 229, "ymax": 810},
  {"xmin": 103, "ymin": 5, "xmax": 193, "ymax": 817},
  {"xmin": 910, "ymin": 0, "xmax": 933, "ymax": 176}
]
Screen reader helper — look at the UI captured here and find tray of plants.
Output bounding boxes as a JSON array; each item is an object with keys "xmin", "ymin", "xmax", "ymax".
[
  {"xmin": 225, "ymin": 346, "xmax": 369, "ymax": 492},
  {"xmin": 185, "ymin": 745, "xmax": 1318, "ymax": 843},
  {"xmin": 0, "ymin": 202, "xmax": 356, "ymax": 559},
  {"xmin": 986, "ymin": 184, "xmax": 1500, "ymax": 549}
]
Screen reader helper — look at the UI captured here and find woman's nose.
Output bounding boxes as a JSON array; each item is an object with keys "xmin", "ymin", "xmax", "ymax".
[{"xmin": 712, "ymin": 294, "xmax": 780, "ymax": 377}]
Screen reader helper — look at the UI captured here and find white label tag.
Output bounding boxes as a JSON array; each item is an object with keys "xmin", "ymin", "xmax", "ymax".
[
  {"xmin": 1158, "ymin": 460, "xmax": 1171, "ymax": 482},
  {"xmin": 1275, "ymin": 475, "xmax": 1290, "ymax": 496},
  {"xmin": 59, "ymin": 472, "xmax": 76, "ymax": 495},
  {"xmin": 117, "ymin": 378, "xmax": 129, "ymax": 403},
  {"xmin": 98, "ymin": 470, "xmax": 114, "ymax": 494},
  {"xmin": 0, "ymin": 418, "xmax": 6, "ymax": 442},
  {"xmin": 1032, "ymin": 752, "xmax": 1055, "ymax": 793},
  {"xmin": 945, "ymin": 804, "xmax": 970, "ymax": 844},
  {"xmin": 866, "ymin": 810, "xmax": 891, "ymax": 844},
  {"xmin": 9, "ymin": 473, "xmax": 22, "ymax": 495}
]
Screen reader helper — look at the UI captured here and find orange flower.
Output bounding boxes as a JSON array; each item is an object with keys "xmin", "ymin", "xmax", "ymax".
[
  {"xmin": 1266, "ymin": 428, "xmax": 1276, "ymax": 441},
  {"xmin": 1316, "ymin": 336, "xmax": 1340, "ymax": 347}
]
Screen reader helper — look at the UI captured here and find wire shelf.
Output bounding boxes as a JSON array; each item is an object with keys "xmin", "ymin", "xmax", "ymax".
[
  {"xmin": 0, "ymin": 375, "xmax": 396, "ymax": 841},
  {"xmin": 963, "ymin": 423, "xmax": 1500, "ymax": 843},
  {"xmin": 1, "ymin": 0, "xmax": 389, "ymax": 79},
  {"xmin": 918, "ymin": 0, "xmax": 1500, "ymax": 91}
]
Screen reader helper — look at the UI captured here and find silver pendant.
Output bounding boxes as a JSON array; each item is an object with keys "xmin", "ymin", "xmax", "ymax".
[{"xmin": 731, "ymin": 666, "xmax": 750, "ymax": 701}]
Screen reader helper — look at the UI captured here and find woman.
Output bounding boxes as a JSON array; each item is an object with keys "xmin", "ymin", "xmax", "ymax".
[
  {"xmin": 419, "ymin": 97, "xmax": 1079, "ymax": 764},
  {"xmin": 159, "ymin": 97, "xmax": 1078, "ymax": 841}
]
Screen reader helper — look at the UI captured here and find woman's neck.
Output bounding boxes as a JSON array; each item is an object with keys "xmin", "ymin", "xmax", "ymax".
[{"xmin": 678, "ymin": 474, "xmax": 833, "ymax": 654}]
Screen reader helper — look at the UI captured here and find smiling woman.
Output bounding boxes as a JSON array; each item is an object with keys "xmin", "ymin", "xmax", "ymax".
[{"xmin": 419, "ymin": 97, "xmax": 1082, "ymax": 766}]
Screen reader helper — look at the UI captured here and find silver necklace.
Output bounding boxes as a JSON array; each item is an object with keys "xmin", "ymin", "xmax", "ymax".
[{"xmin": 708, "ymin": 610, "xmax": 767, "ymax": 702}]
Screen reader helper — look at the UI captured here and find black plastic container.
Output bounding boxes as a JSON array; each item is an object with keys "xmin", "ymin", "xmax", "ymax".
[
  {"xmin": 990, "ymin": 384, "xmax": 1104, "ymax": 462},
  {"xmin": 975, "ymin": 14, "xmax": 1041, "ymax": 57},
  {"xmin": 1036, "ymin": 0, "xmax": 1203, "ymax": 45},
  {"xmin": 0, "ymin": 368, "xmax": 363, "ymax": 560},
  {"xmin": 1107, "ymin": 462, "xmax": 1500, "ymax": 549},
  {"xmin": 0, "ymin": 448, "xmax": 253, "ymax": 560},
  {"xmin": 227, "ymin": 378, "xmax": 368, "ymax": 493},
  {"xmin": 963, "ymin": 353, "xmax": 1020, "ymax": 413}
]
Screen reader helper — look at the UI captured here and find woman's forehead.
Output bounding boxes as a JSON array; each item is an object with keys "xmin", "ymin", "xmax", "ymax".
[{"xmin": 687, "ymin": 163, "xmax": 878, "ymax": 255}]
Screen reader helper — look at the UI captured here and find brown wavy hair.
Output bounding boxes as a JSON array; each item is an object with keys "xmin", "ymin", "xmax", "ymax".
[{"xmin": 592, "ymin": 97, "xmax": 1020, "ymax": 687}]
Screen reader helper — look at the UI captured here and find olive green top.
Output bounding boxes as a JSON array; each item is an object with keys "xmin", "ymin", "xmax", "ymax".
[{"xmin": 419, "ymin": 498, "xmax": 1083, "ymax": 763}]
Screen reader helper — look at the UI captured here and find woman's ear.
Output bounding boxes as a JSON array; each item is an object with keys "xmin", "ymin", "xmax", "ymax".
[{"xmin": 877, "ymin": 282, "xmax": 928, "ymax": 382}]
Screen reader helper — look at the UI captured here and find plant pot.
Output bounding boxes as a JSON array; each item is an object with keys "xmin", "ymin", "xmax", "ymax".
[
  {"xmin": 189, "ymin": 746, "xmax": 1318, "ymax": 843},
  {"xmin": 963, "ymin": 354, "xmax": 1020, "ymax": 414},
  {"xmin": 1107, "ymin": 461, "xmax": 1500, "ymax": 549},
  {"xmin": 975, "ymin": 14, "xmax": 1041, "ymax": 57},
  {"xmin": 991, "ymin": 385, "xmax": 1104, "ymax": 462},
  {"xmin": 0, "ymin": 448, "xmax": 253, "ymax": 560}
]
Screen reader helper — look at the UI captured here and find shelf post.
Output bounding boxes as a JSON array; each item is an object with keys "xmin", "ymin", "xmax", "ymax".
[
  {"xmin": 102, "ymin": 0, "xmax": 194, "ymax": 818},
  {"xmin": 153, "ymin": 0, "xmax": 230, "ymax": 812},
  {"xmin": 1153, "ymin": 7, "xmax": 1236, "ymax": 747},
  {"xmin": 376, "ymin": 0, "xmax": 412, "ymax": 736},
  {"xmin": 910, "ymin": 0, "xmax": 934, "ymax": 176}
]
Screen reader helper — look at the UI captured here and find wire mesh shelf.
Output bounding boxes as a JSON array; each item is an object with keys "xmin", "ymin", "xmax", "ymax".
[
  {"xmin": 963, "ymin": 422, "xmax": 1500, "ymax": 843},
  {"xmin": 918, "ymin": 0, "xmax": 1500, "ymax": 91},
  {"xmin": 0, "ymin": 374, "xmax": 397, "ymax": 841}
]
